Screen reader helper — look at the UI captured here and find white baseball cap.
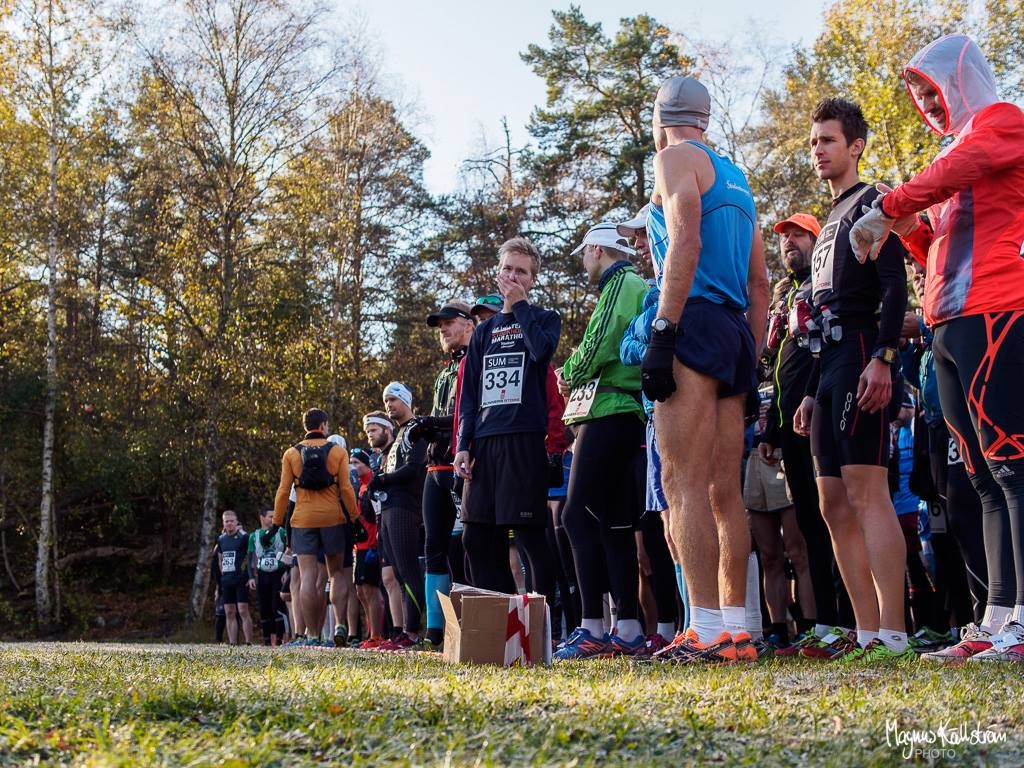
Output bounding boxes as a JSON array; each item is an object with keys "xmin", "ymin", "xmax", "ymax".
[
  {"xmin": 570, "ymin": 222, "xmax": 636, "ymax": 257},
  {"xmin": 616, "ymin": 204, "xmax": 651, "ymax": 238}
]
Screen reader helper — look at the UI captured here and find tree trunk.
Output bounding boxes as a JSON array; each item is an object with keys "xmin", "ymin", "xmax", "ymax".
[
  {"xmin": 186, "ymin": 415, "xmax": 220, "ymax": 623},
  {"xmin": 36, "ymin": 119, "xmax": 59, "ymax": 630}
]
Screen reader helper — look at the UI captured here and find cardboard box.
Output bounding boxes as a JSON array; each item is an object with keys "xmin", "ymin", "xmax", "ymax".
[{"xmin": 438, "ymin": 583, "xmax": 552, "ymax": 666}]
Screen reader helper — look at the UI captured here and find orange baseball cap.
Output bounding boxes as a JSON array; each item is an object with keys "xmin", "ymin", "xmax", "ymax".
[{"xmin": 773, "ymin": 213, "xmax": 821, "ymax": 237}]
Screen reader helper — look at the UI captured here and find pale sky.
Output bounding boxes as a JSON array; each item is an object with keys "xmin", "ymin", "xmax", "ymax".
[{"xmin": 338, "ymin": 0, "xmax": 827, "ymax": 194}]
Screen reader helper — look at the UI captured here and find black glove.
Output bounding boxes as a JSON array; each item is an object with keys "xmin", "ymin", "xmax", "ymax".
[
  {"xmin": 261, "ymin": 524, "xmax": 280, "ymax": 547},
  {"xmin": 641, "ymin": 327, "xmax": 678, "ymax": 402},
  {"xmin": 368, "ymin": 473, "xmax": 384, "ymax": 494}
]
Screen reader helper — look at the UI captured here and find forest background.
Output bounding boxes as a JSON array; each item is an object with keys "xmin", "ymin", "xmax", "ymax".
[{"xmin": 0, "ymin": 0, "xmax": 1020, "ymax": 636}]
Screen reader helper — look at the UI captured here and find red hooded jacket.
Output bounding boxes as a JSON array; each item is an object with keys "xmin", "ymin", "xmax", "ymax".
[{"xmin": 881, "ymin": 34, "xmax": 1024, "ymax": 325}]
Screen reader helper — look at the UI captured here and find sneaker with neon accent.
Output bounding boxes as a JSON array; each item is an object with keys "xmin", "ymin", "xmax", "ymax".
[
  {"xmin": 845, "ymin": 638, "xmax": 916, "ymax": 663},
  {"xmin": 281, "ymin": 635, "xmax": 308, "ymax": 647},
  {"xmin": 921, "ymin": 622, "xmax": 992, "ymax": 663},
  {"xmin": 908, "ymin": 626, "xmax": 954, "ymax": 654},
  {"xmin": 552, "ymin": 628, "xmax": 611, "ymax": 660},
  {"xmin": 969, "ymin": 621, "xmax": 1024, "ymax": 663},
  {"xmin": 775, "ymin": 628, "xmax": 819, "ymax": 658},
  {"xmin": 799, "ymin": 627, "xmax": 857, "ymax": 660},
  {"xmin": 607, "ymin": 633, "xmax": 648, "ymax": 658},
  {"xmin": 414, "ymin": 637, "xmax": 444, "ymax": 653},
  {"xmin": 358, "ymin": 637, "xmax": 386, "ymax": 650}
]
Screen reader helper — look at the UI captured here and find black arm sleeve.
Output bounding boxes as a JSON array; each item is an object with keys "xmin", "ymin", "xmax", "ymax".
[
  {"xmin": 378, "ymin": 438, "xmax": 428, "ymax": 487},
  {"xmin": 872, "ymin": 235, "xmax": 909, "ymax": 354}
]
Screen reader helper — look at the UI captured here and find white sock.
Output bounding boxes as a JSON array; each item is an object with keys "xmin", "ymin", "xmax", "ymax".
[
  {"xmin": 814, "ymin": 623, "xmax": 831, "ymax": 637},
  {"xmin": 879, "ymin": 628, "xmax": 908, "ymax": 652},
  {"xmin": 1011, "ymin": 605, "xmax": 1024, "ymax": 625},
  {"xmin": 982, "ymin": 605, "xmax": 1012, "ymax": 634},
  {"xmin": 656, "ymin": 622, "xmax": 676, "ymax": 640},
  {"xmin": 744, "ymin": 552, "xmax": 763, "ymax": 639},
  {"xmin": 690, "ymin": 606, "xmax": 723, "ymax": 642},
  {"xmin": 581, "ymin": 618, "xmax": 605, "ymax": 638},
  {"xmin": 856, "ymin": 629, "xmax": 878, "ymax": 648},
  {"xmin": 722, "ymin": 605, "xmax": 746, "ymax": 636},
  {"xmin": 616, "ymin": 619, "xmax": 642, "ymax": 643}
]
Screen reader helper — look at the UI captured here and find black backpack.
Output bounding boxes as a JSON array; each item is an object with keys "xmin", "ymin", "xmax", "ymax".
[{"xmin": 295, "ymin": 442, "xmax": 336, "ymax": 490}]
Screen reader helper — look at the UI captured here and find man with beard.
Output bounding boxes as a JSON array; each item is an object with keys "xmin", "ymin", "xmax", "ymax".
[
  {"xmin": 408, "ymin": 301, "xmax": 476, "ymax": 648},
  {"xmin": 758, "ymin": 213, "xmax": 849, "ymax": 652}
]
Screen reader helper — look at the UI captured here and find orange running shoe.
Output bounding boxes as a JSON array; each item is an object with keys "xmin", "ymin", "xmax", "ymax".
[
  {"xmin": 656, "ymin": 628, "xmax": 737, "ymax": 664},
  {"xmin": 732, "ymin": 631, "xmax": 758, "ymax": 662}
]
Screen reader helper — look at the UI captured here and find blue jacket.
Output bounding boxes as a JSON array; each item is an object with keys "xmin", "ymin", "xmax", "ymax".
[{"xmin": 619, "ymin": 285, "xmax": 659, "ymax": 417}]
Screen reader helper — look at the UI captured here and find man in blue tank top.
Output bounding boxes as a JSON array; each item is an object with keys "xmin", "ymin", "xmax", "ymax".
[{"xmin": 641, "ymin": 75, "xmax": 770, "ymax": 663}]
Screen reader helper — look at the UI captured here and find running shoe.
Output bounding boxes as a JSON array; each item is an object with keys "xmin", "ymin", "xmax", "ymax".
[
  {"xmin": 799, "ymin": 627, "xmax": 858, "ymax": 660},
  {"xmin": 920, "ymin": 622, "xmax": 992, "ymax": 663},
  {"xmin": 655, "ymin": 628, "xmax": 737, "ymax": 664},
  {"xmin": 552, "ymin": 628, "xmax": 611, "ymax": 661},
  {"xmin": 606, "ymin": 633, "xmax": 648, "ymax": 658},
  {"xmin": 732, "ymin": 631, "xmax": 759, "ymax": 662},
  {"xmin": 646, "ymin": 633, "xmax": 671, "ymax": 656},
  {"xmin": 281, "ymin": 635, "xmax": 308, "ymax": 647},
  {"xmin": 377, "ymin": 632, "xmax": 417, "ymax": 651},
  {"xmin": 845, "ymin": 638, "xmax": 916, "ymax": 663},
  {"xmin": 347, "ymin": 636, "xmax": 362, "ymax": 648},
  {"xmin": 969, "ymin": 621, "xmax": 1024, "ymax": 663},
  {"xmin": 775, "ymin": 628, "xmax": 820, "ymax": 658},
  {"xmin": 333, "ymin": 624, "xmax": 348, "ymax": 648},
  {"xmin": 908, "ymin": 626, "xmax": 954, "ymax": 654},
  {"xmin": 414, "ymin": 637, "xmax": 444, "ymax": 653},
  {"xmin": 358, "ymin": 637, "xmax": 386, "ymax": 650},
  {"xmin": 651, "ymin": 631, "xmax": 686, "ymax": 660}
]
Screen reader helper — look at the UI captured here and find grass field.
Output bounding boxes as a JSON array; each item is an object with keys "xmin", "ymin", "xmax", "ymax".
[{"xmin": 1, "ymin": 643, "xmax": 1021, "ymax": 767}]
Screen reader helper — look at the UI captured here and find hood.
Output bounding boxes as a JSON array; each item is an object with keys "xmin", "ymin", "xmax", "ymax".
[{"xmin": 903, "ymin": 34, "xmax": 997, "ymax": 136}]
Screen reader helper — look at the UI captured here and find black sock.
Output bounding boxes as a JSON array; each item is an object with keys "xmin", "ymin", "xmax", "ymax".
[
  {"xmin": 795, "ymin": 617, "xmax": 815, "ymax": 636},
  {"xmin": 770, "ymin": 622, "xmax": 790, "ymax": 645},
  {"xmin": 426, "ymin": 628, "xmax": 443, "ymax": 645}
]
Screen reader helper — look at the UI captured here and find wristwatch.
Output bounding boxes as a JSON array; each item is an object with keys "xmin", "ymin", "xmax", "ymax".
[
  {"xmin": 872, "ymin": 347, "xmax": 899, "ymax": 365},
  {"xmin": 652, "ymin": 317, "xmax": 676, "ymax": 334}
]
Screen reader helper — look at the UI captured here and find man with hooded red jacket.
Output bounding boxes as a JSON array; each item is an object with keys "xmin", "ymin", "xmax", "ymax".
[{"xmin": 850, "ymin": 33, "xmax": 1024, "ymax": 663}]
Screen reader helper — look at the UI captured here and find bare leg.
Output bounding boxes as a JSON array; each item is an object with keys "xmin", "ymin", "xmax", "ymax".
[
  {"xmin": 225, "ymin": 604, "xmax": 239, "ymax": 645},
  {"xmin": 780, "ymin": 507, "xmax": 816, "ymax": 620},
  {"xmin": 709, "ymin": 394, "xmax": 748, "ymax": 608},
  {"xmin": 655, "ymin": 362, "xmax": 720, "ymax": 610},
  {"xmin": 381, "ymin": 566, "xmax": 404, "ymax": 634},
  {"xmin": 289, "ymin": 564, "xmax": 306, "ymax": 637},
  {"xmin": 817, "ymin": 477, "xmax": 879, "ymax": 631},
  {"xmin": 236, "ymin": 603, "xmax": 253, "ymax": 644},
  {"xmin": 750, "ymin": 512, "xmax": 789, "ymax": 624},
  {"xmin": 357, "ymin": 584, "xmax": 385, "ymax": 639},
  {"xmin": 841, "ymin": 465, "xmax": 907, "ymax": 633}
]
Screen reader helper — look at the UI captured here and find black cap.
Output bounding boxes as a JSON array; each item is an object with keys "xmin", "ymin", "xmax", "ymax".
[
  {"xmin": 350, "ymin": 448, "xmax": 371, "ymax": 467},
  {"xmin": 427, "ymin": 301, "xmax": 473, "ymax": 327}
]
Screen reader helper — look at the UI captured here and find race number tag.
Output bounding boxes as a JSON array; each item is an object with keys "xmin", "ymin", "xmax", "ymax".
[
  {"xmin": 259, "ymin": 555, "xmax": 278, "ymax": 572},
  {"xmin": 481, "ymin": 352, "xmax": 525, "ymax": 408},
  {"xmin": 948, "ymin": 438, "xmax": 963, "ymax": 466},
  {"xmin": 811, "ymin": 220, "xmax": 839, "ymax": 293},
  {"xmin": 563, "ymin": 378, "xmax": 599, "ymax": 420},
  {"xmin": 222, "ymin": 550, "xmax": 237, "ymax": 573}
]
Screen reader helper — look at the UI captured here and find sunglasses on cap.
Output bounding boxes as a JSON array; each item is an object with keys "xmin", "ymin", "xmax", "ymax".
[{"xmin": 474, "ymin": 295, "xmax": 502, "ymax": 307}]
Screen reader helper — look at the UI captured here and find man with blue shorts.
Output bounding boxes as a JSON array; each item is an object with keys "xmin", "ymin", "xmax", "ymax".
[{"xmin": 640, "ymin": 75, "xmax": 770, "ymax": 663}]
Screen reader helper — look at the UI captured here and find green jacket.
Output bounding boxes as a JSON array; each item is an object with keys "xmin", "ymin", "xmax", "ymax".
[{"xmin": 561, "ymin": 261, "xmax": 647, "ymax": 425}]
